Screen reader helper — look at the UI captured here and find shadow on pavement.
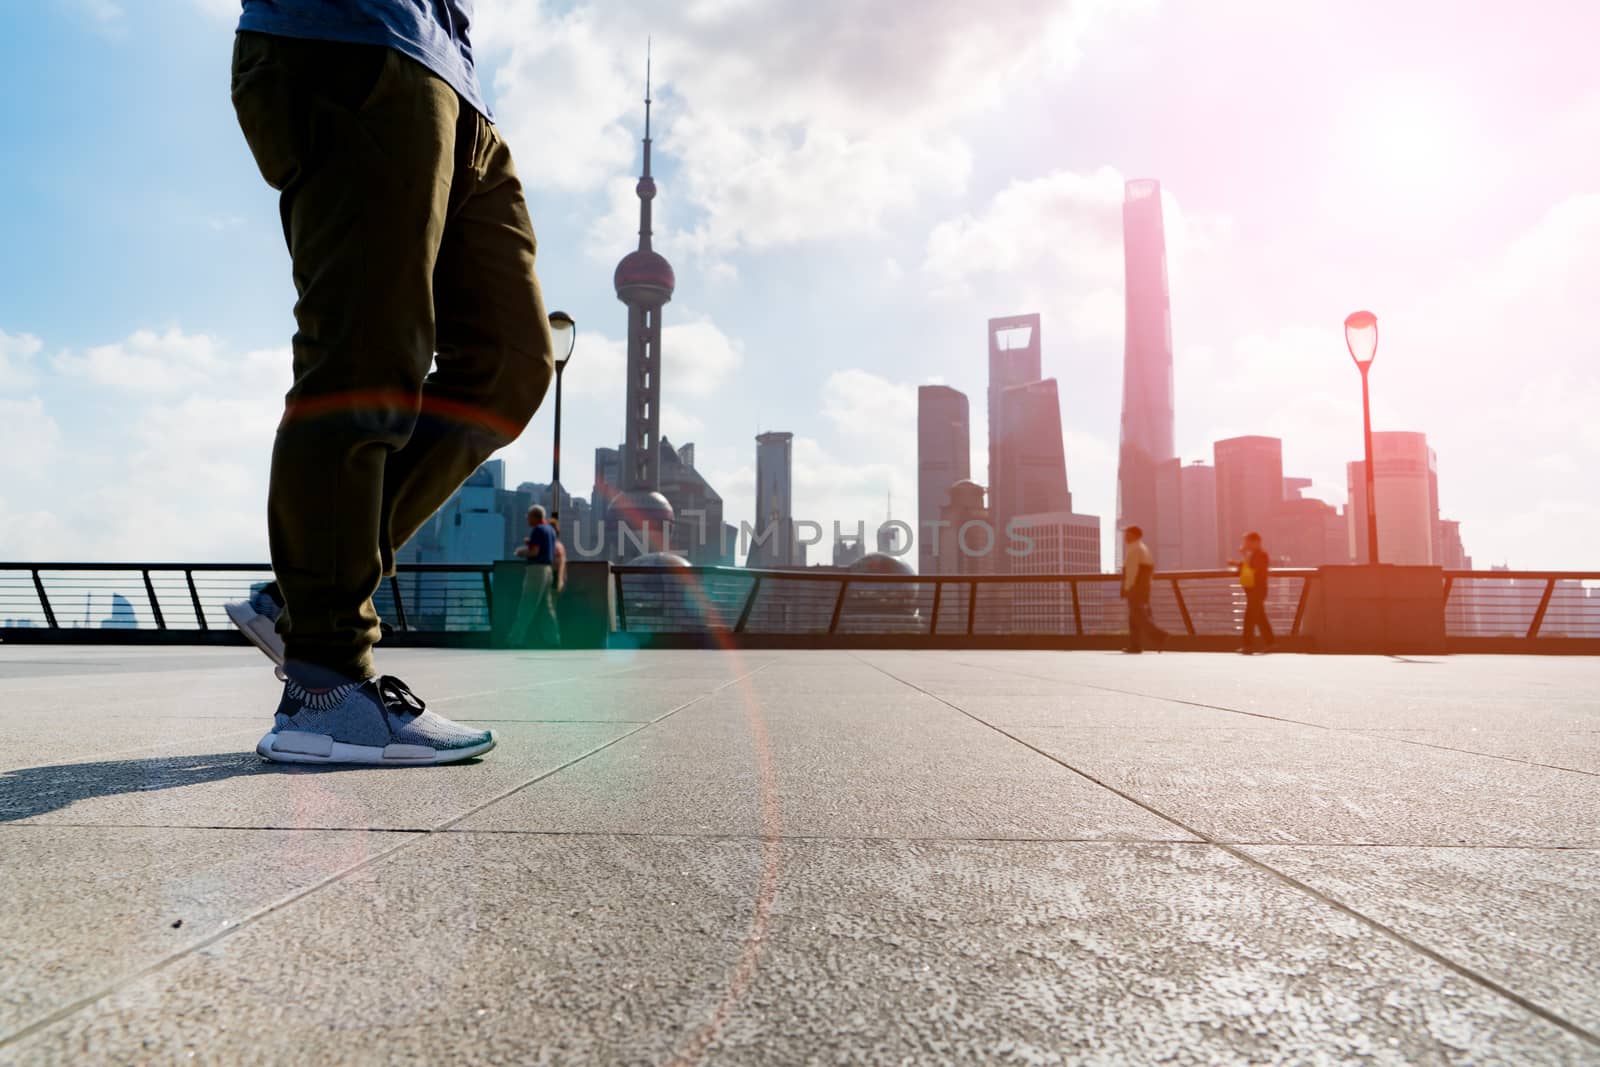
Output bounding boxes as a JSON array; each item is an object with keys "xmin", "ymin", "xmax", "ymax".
[{"xmin": 0, "ymin": 750, "xmax": 398, "ymax": 823}]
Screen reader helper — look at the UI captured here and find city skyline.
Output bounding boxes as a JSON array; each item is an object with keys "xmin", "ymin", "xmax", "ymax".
[{"xmin": 2, "ymin": 2, "xmax": 1598, "ymax": 571}]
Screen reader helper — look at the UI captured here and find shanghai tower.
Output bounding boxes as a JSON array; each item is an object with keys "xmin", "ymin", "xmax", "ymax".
[{"xmin": 1116, "ymin": 179, "xmax": 1176, "ymax": 562}]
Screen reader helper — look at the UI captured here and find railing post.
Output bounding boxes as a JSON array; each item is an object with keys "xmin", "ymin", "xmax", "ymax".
[
  {"xmin": 1290, "ymin": 575, "xmax": 1312, "ymax": 637},
  {"xmin": 143, "ymin": 569, "xmax": 166, "ymax": 631},
  {"xmin": 481, "ymin": 569, "xmax": 494, "ymax": 627},
  {"xmin": 1170, "ymin": 577, "xmax": 1194, "ymax": 636},
  {"xmin": 928, "ymin": 579, "xmax": 942, "ymax": 636},
  {"xmin": 734, "ymin": 576, "xmax": 762, "ymax": 634},
  {"xmin": 389, "ymin": 576, "xmax": 410, "ymax": 632},
  {"xmin": 1528, "ymin": 577, "xmax": 1556, "ymax": 639},
  {"xmin": 966, "ymin": 581, "xmax": 978, "ymax": 636},
  {"xmin": 614, "ymin": 569, "xmax": 629, "ymax": 633},
  {"xmin": 33, "ymin": 569, "xmax": 58, "ymax": 629},
  {"xmin": 1070, "ymin": 578, "xmax": 1082, "ymax": 636},
  {"xmin": 185, "ymin": 570, "xmax": 208, "ymax": 630},
  {"xmin": 827, "ymin": 579, "xmax": 849, "ymax": 635}
]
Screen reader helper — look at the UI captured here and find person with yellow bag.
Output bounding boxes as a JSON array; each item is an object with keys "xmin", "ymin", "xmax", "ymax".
[{"xmin": 1229, "ymin": 531, "xmax": 1275, "ymax": 654}]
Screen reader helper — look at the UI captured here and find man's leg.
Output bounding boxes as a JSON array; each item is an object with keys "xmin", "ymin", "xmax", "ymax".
[
  {"xmin": 506, "ymin": 566, "xmax": 550, "ymax": 648},
  {"xmin": 234, "ymin": 34, "xmax": 461, "ymax": 683},
  {"xmin": 534, "ymin": 585, "xmax": 561, "ymax": 648},
  {"xmin": 1126, "ymin": 597, "xmax": 1144, "ymax": 652},
  {"xmin": 380, "ymin": 118, "xmax": 553, "ymax": 569}
]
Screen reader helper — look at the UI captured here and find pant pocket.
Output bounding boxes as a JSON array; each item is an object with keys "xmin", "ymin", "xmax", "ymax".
[{"xmin": 231, "ymin": 33, "xmax": 304, "ymax": 191}]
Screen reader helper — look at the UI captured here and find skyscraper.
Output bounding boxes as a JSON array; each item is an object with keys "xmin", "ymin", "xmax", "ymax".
[
  {"xmin": 1154, "ymin": 458, "xmax": 1183, "ymax": 569},
  {"xmin": 992, "ymin": 379, "xmax": 1072, "ymax": 528},
  {"xmin": 1346, "ymin": 431, "xmax": 1438, "ymax": 565},
  {"xmin": 1116, "ymin": 179, "xmax": 1177, "ymax": 562},
  {"xmin": 609, "ymin": 59, "xmax": 677, "ymax": 554},
  {"xmin": 1009, "ymin": 510, "xmax": 1103, "ymax": 631},
  {"xmin": 1178, "ymin": 461, "xmax": 1219, "ymax": 569},
  {"xmin": 917, "ymin": 385, "xmax": 970, "ymax": 575},
  {"xmin": 987, "ymin": 313, "xmax": 1043, "ymax": 544},
  {"xmin": 937, "ymin": 479, "xmax": 992, "ymax": 576},
  {"xmin": 750, "ymin": 431, "xmax": 798, "ymax": 568},
  {"xmin": 1214, "ymin": 436, "xmax": 1284, "ymax": 558}
]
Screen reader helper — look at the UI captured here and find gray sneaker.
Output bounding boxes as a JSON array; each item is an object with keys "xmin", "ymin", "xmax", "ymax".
[
  {"xmin": 257, "ymin": 675, "xmax": 495, "ymax": 766},
  {"xmin": 226, "ymin": 581, "xmax": 286, "ymax": 668}
]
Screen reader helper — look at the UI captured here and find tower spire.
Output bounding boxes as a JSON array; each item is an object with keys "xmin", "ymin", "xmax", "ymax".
[
  {"xmin": 643, "ymin": 38, "xmax": 653, "ymax": 179},
  {"xmin": 635, "ymin": 41, "xmax": 656, "ymax": 252}
]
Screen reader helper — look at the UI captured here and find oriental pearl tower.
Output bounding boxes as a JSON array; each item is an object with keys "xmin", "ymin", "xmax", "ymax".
[{"xmin": 609, "ymin": 53, "xmax": 677, "ymax": 557}]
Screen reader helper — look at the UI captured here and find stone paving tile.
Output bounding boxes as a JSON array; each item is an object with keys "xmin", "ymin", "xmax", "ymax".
[
  {"xmin": 6, "ymin": 835, "xmax": 1592, "ymax": 1066},
  {"xmin": 456, "ymin": 689, "xmax": 1196, "ymax": 841},
  {"xmin": 2, "ymin": 724, "xmax": 633, "ymax": 831},
  {"xmin": 0, "ymin": 717, "xmax": 264, "ymax": 776},
  {"xmin": 1241, "ymin": 845, "xmax": 1600, "ymax": 1034},
  {"xmin": 880, "ymin": 651, "xmax": 1600, "ymax": 734},
  {"xmin": 1341, "ymin": 730, "xmax": 1600, "ymax": 775},
  {"xmin": 429, "ymin": 674, "xmax": 761, "ymax": 724},
  {"xmin": 0, "ymin": 825, "xmax": 419, "ymax": 1041},
  {"xmin": 1007, "ymin": 725, "xmax": 1600, "ymax": 847}
]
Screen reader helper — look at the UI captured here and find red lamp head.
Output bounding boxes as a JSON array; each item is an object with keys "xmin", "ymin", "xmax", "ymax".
[{"xmin": 1344, "ymin": 310, "xmax": 1378, "ymax": 369}]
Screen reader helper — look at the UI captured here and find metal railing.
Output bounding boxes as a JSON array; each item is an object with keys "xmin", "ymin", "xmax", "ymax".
[
  {"xmin": 4, "ymin": 562, "xmax": 1595, "ymax": 651},
  {"xmin": 612, "ymin": 566, "xmax": 1318, "ymax": 643},
  {"xmin": 0, "ymin": 562, "xmax": 494, "ymax": 644},
  {"xmin": 1443, "ymin": 571, "xmax": 1600, "ymax": 641}
]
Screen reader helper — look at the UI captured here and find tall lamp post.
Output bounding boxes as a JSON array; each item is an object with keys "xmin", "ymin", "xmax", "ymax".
[
  {"xmin": 547, "ymin": 311, "xmax": 577, "ymax": 522},
  {"xmin": 1344, "ymin": 310, "xmax": 1380, "ymax": 565}
]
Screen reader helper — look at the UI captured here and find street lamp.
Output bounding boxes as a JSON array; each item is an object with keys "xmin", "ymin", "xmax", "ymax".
[
  {"xmin": 1344, "ymin": 310, "xmax": 1380, "ymax": 565},
  {"xmin": 547, "ymin": 311, "xmax": 577, "ymax": 522}
]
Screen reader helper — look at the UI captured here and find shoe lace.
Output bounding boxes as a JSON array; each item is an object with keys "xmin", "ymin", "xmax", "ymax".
[{"xmin": 371, "ymin": 674, "xmax": 427, "ymax": 717}]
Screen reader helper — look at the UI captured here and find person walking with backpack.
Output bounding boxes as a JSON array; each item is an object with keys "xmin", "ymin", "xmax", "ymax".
[
  {"xmin": 223, "ymin": 0, "xmax": 554, "ymax": 765},
  {"xmin": 1230, "ymin": 531, "xmax": 1276, "ymax": 654}
]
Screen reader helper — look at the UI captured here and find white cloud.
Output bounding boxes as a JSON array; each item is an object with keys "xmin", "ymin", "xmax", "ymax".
[
  {"xmin": 0, "ymin": 396, "xmax": 61, "ymax": 470},
  {"xmin": 820, "ymin": 368, "xmax": 917, "ymax": 451},
  {"xmin": 477, "ymin": 0, "xmax": 1154, "ymax": 259},
  {"xmin": 665, "ymin": 316, "xmax": 744, "ymax": 396},
  {"xmin": 184, "ymin": 0, "xmax": 238, "ymax": 21},
  {"xmin": 51, "ymin": 328, "xmax": 225, "ymax": 394},
  {"xmin": 0, "ymin": 330, "xmax": 43, "ymax": 391},
  {"xmin": 924, "ymin": 165, "xmax": 1227, "ymax": 306},
  {"xmin": 0, "ymin": 331, "xmax": 288, "ymax": 561}
]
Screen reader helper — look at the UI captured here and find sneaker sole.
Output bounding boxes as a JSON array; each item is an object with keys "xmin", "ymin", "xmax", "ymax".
[
  {"xmin": 225, "ymin": 601, "xmax": 287, "ymax": 666},
  {"xmin": 255, "ymin": 729, "xmax": 496, "ymax": 766}
]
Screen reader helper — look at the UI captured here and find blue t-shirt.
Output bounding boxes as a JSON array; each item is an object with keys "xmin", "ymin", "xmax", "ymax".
[
  {"xmin": 524, "ymin": 524, "xmax": 557, "ymax": 566},
  {"xmin": 238, "ymin": 1, "xmax": 489, "ymax": 120}
]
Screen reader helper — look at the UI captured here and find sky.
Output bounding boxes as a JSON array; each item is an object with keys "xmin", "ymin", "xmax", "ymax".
[{"xmin": 2, "ymin": 0, "xmax": 1599, "ymax": 569}]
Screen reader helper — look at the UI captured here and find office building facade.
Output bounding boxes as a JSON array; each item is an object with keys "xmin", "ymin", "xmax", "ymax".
[
  {"xmin": 1214, "ymin": 435, "xmax": 1284, "ymax": 559},
  {"xmin": 750, "ymin": 431, "xmax": 799, "ymax": 568},
  {"xmin": 1346, "ymin": 431, "xmax": 1438, "ymax": 565},
  {"xmin": 986, "ymin": 314, "xmax": 1043, "ymax": 544},
  {"xmin": 917, "ymin": 385, "xmax": 970, "ymax": 575}
]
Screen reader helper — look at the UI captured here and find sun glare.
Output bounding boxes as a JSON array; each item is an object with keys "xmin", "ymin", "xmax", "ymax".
[{"xmin": 1342, "ymin": 80, "xmax": 1471, "ymax": 208}]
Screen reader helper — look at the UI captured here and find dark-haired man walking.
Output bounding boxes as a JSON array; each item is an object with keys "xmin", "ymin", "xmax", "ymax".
[{"xmin": 225, "ymin": 0, "xmax": 554, "ymax": 764}]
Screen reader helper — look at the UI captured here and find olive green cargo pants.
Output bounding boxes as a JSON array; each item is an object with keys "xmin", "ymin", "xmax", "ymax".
[{"xmin": 231, "ymin": 31, "xmax": 553, "ymax": 683}]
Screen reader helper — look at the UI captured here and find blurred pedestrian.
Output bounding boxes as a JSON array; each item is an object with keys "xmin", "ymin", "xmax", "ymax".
[
  {"xmin": 509, "ymin": 505, "xmax": 561, "ymax": 647},
  {"xmin": 1121, "ymin": 525, "xmax": 1168, "ymax": 654},
  {"xmin": 1229, "ymin": 531, "xmax": 1276, "ymax": 653}
]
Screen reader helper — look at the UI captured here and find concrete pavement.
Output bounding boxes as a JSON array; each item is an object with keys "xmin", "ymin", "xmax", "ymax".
[{"xmin": 1, "ymin": 647, "xmax": 1596, "ymax": 1064}]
